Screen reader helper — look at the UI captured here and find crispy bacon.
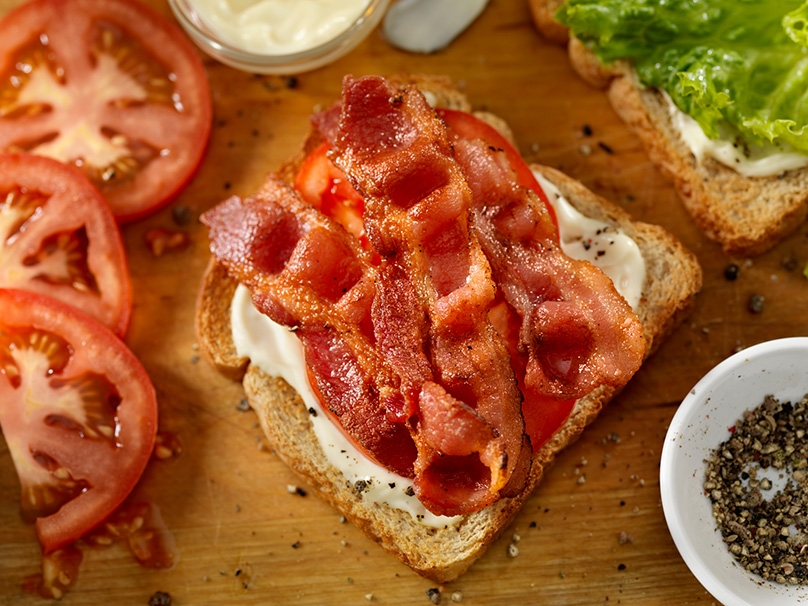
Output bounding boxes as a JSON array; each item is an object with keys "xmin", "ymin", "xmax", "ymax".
[
  {"xmin": 448, "ymin": 134, "xmax": 645, "ymax": 400},
  {"xmin": 201, "ymin": 180, "xmax": 417, "ymax": 477},
  {"xmin": 204, "ymin": 74, "xmax": 646, "ymax": 517},
  {"xmin": 322, "ymin": 75, "xmax": 530, "ymax": 515}
]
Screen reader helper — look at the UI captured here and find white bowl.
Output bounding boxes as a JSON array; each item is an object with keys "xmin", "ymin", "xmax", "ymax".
[
  {"xmin": 661, "ymin": 337, "xmax": 808, "ymax": 605},
  {"xmin": 169, "ymin": 0, "xmax": 390, "ymax": 75}
]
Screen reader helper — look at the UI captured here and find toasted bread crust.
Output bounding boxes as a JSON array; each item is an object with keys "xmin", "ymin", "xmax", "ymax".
[
  {"xmin": 195, "ymin": 74, "xmax": 702, "ymax": 582},
  {"xmin": 530, "ymin": 0, "xmax": 808, "ymax": 256}
]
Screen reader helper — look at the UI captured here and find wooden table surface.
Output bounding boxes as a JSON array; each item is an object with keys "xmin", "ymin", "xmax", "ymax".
[{"xmin": 2, "ymin": 1, "xmax": 808, "ymax": 604}]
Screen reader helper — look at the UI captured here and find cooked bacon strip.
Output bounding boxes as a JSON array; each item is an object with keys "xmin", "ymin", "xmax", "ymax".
[
  {"xmin": 320, "ymin": 75, "xmax": 530, "ymax": 516},
  {"xmin": 201, "ymin": 179, "xmax": 417, "ymax": 477},
  {"xmin": 449, "ymin": 133, "xmax": 645, "ymax": 400}
]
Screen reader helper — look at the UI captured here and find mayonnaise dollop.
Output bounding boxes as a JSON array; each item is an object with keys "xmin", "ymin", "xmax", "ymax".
[
  {"xmin": 230, "ymin": 181, "xmax": 645, "ymax": 526},
  {"xmin": 666, "ymin": 94, "xmax": 808, "ymax": 178},
  {"xmin": 189, "ymin": 0, "xmax": 371, "ymax": 55},
  {"xmin": 535, "ymin": 172, "xmax": 645, "ymax": 310},
  {"xmin": 231, "ymin": 284, "xmax": 461, "ymax": 528}
]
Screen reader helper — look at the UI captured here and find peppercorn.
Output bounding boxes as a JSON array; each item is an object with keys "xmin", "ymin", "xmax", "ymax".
[
  {"xmin": 148, "ymin": 591, "xmax": 172, "ymax": 606},
  {"xmin": 705, "ymin": 394, "xmax": 808, "ymax": 586},
  {"xmin": 748, "ymin": 294, "xmax": 765, "ymax": 314},
  {"xmin": 724, "ymin": 263, "xmax": 740, "ymax": 280}
]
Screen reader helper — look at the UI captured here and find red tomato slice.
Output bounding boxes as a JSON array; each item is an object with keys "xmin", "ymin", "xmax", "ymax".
[
  {"xmin": 0, "ymin": 153, "xmax": 132, "ymax": 336},
  {"xmin": 0, "ymin": 288, "xmax": 157, "ymax": 553},
  {"xmin": 294, "ymin": 142, "xmax": 369, "ymax": 246},
  {"xmin": 0, "ymin": 0, "xmax": 212, "ymax": 223},
  {"xmin": 436, "ymin": 107, "xmax": 560, "ymax": 233}
]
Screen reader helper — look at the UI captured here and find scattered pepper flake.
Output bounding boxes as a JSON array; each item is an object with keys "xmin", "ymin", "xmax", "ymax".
[
  {"xmin": 724, "ymin": 263, "xmax": 740, "ymax": 281},
  {"xmin": 598, "ymin": 141, "xmax": 614, "ymax": 154},
  {"xmin": 748, "ymin": 293, "xmax": 765, "ymax": 314},
  {"xmin": 171, "ymin": 205, "xmax": 191, "ymax": 226},
  {"xmin": 426, "ymin": 587, "xmax": 441, "ymax": 604},
  {"xmin": 286, "ymin": 484, "xmax": 307, "ymax": 497},
  {"xmin": 148, "ymin": 591, "xmax": 172, "ymax": 606}
]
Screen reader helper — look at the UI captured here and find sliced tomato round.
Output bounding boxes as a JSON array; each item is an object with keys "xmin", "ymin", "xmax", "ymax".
[
  {"xmin": 0, "ymin": 0, "xmax": 213, "ymax": 223},
  {"xmin": 0, "ymin": 153, "xmax": 131, "ymax": 336},
  {"xmin": 0, "ymin": 288, "xmax": 157, "ymax": 553}
]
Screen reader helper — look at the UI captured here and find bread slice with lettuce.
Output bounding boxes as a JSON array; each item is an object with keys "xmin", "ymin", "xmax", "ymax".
[{"xmin": 530, "ymin": 0, "xmax": 808, "ymax": 256}]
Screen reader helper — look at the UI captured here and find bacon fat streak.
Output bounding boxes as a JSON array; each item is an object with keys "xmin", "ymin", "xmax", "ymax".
[{"xmin": 203, "ymin": 75, "xmax": 646, "ymax": 517}]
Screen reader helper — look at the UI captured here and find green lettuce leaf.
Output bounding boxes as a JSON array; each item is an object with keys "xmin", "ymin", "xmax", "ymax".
[{"xmin": 557, "ymin": 0, "xmax": 808, "ymax": 154}]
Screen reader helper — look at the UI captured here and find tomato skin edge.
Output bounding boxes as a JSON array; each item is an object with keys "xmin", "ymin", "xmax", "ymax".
[
  {"xmin": 0, "ymin": 152, "xmax": 133, "ymax": 337},
  {"xmin": 98, "ymin": 0, "xmax": 214, "ymax": 225},
  {"xmin": 0, "ymin": 288, "xmax": 157, "ymax": 554}
]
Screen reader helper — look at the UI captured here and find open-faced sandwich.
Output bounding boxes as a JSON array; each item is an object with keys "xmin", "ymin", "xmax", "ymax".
[
  {"xmin": 195, "ymin": 74, "xmax": 702, "ymax": 582},
  {"xmin": 531, "ymin": 0, "xmax": 808, "ymax": 256}
]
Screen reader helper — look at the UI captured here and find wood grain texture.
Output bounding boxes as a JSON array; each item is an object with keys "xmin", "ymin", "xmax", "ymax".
[{"xmin": 2, "ymin": 0, "xmax": 807, "ymax": 604}]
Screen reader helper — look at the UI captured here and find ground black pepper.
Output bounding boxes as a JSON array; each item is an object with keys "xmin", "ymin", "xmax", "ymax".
[
  {"xmin": 724, "ymin": 263, "xmax": 740, "ymax": 281},
  {"xmin": 598, "ymin": 141, "xmax": 614, "ymax": 154},
  {"xmin": 705, "ymin": 394, "xmax": 808, "ymax": 585},
  {"xmin": 748, "ymin": 293, "xmax": 765, "ymax": 314},
  {"xmin": 148, "ymin": 591, "xmax": 172, "ymax": 606}
]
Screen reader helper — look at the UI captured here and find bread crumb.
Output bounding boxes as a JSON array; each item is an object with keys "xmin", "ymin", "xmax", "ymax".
[
  {"xmin": 451, "ymin": 591, "xmax": 463, "ymax": 602},
  {"xmin": 507, "ymin": 543, "xmax": 519, "ymax": 558}
]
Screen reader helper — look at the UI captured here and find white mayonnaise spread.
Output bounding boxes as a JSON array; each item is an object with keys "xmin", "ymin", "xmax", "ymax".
[
  {"xmin": 189, "ymin": 0, "xmax": 371, "ymax": 54},
  {"xmin": 230, "ymin": 175, "xmax": 645, "ymax": 526},
  {"xmin": 665, "ymin": 94, "xmax": 808, "ymax": 178},
  {"xmin": 534, "ymin": 172, "xmax": 646, "ymax": 310},
  {"xmin": 231, "ymin": 284, "xmax": 461, "ymax": 528}
]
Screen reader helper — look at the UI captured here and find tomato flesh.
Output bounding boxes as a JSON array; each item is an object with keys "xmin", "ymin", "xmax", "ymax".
[
  {"xmin": 0, "ymin": 288, "xmax": 157, "ymax": 553},
  {"xmin": 0, "ymin": 153, "xmax": 132, "ymax": 336},
  {"xmin": 0, "ymin": 0, "xmax": 213, "ymax": 222},
  {"xmin": 295, "ymin": 142, "xmax": 370, "ymax": 248}
]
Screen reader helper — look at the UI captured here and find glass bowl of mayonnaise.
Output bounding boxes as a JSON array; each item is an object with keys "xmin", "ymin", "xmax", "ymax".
[{"xmin": 169, "ymin": 0, "xmax": 390, "ymax": 74}]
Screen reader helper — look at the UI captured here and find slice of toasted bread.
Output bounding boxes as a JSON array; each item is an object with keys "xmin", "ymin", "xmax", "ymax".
[
  {"xmin": 195, "ymin": 75, "xmax": 702, "ymax": 582},
  {"xmin": 529, "ymin": 0, "xmax": 808, "ymax": 257}
]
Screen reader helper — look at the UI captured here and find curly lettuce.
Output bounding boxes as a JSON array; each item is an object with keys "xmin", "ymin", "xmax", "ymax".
[{"xmin": 557, "ymin": 0, "xmax": 808, "ymax": 154}]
